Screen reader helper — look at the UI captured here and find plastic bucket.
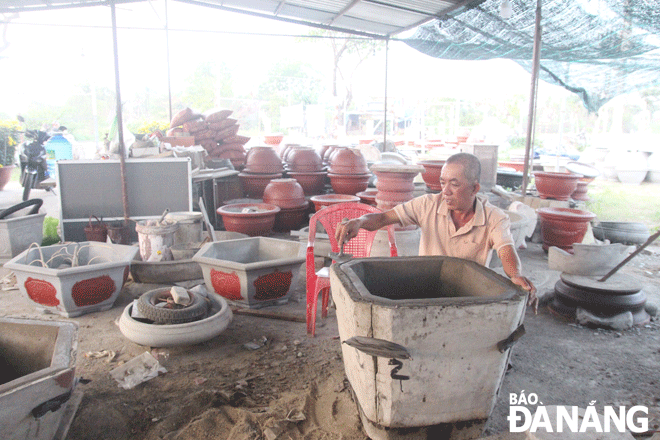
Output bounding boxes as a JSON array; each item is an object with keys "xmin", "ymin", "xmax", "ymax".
[
  {"xmin": 135, "ymin": 220, "xmax": 179, "ymax": 261},
  {"xmin": 165, "ymin": 211, "xmax": 203, "ymax": 246}
]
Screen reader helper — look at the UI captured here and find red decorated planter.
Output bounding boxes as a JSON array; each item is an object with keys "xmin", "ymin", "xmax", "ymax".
[
  {"xmin": 286, "ymin": 147, "xmax": 324, "ymax": 172},
  {"xmin": 245, "ymin": 146, "xmax": 284, "ymax": 174},
  {"xmin": 238, "ymin": 172, "xmax": 283, "ymax": 198},
  {"xmin": 328, "ymin": 172, "xmax": 371, "ymax": 195},
  {"xmin": 217, "ymin": 203, "xmax": 281, "ymax": 237},
  {"xmin": 371, "ymin": 164, "xmax": 424, "ymax": 211},
  {"xmin": 417, "ymin": 160, "xmax": 445, "ymax": 191},
  {"xmin": 537, "ymin": 207, "xmax": 596, "ymax": 252},
  {"xmin": 533, "ymin": 171, "xmax": 582, "ymax": 201},
  {"xmin": 309, "ymin": 194, "xmax": 360, "ymax": 212},
  {"xmin": 263, "ymin": 178, "xmax": 306, "ymax": 209},
  {"xmin": 329, "ymin": 148, "xmax": 369, "ymax": 175},
  {"xmin": 287, "ymin": 171, "xmax": 327, "ymax": 196}
]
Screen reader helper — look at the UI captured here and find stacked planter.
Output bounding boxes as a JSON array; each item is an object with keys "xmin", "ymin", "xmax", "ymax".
[
  {"xmin": 327, "ymin": 148, "xmax": 371, "ymax": 195},
  {"xmin": 371, "ymin": 164, "xmax": 424, "ymax": 211},
  {"xmin": 239, "ymin": 146, "xmax": 284, "ymax": 198},
  {"xmin": 285, "ymin": 147, "xmax": 327, "ymax": 196},
  {"xmin": 567, "ymin": 161, "xmax": 600, "ymax": 201},
  {"xmin": 263, "ymin": 178, "xmax": 310, "ymax": 231},
  {"xmin": 417, "ymin": 159, "xmax": 445, "ymax": 192},
  {"xmin": 537, "ymin": 207, "xmax": 596, "ymax": 252}
]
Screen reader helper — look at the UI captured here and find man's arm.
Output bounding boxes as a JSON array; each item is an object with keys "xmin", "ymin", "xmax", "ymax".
[
  {"xmin": 335, "ymin": 210, "xmax": 402, "ymax": 247},
  {"xmin": 497, "ymin": 244, "xmax": 538, "ymax": 314}
]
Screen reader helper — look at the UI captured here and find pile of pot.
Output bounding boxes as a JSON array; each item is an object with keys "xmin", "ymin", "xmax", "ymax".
[
  {"xmin": 262, "ymin": 178, "xmax": 310, "ymax": 231},
  {"xmin": 327, "ymin": 147, "xmax": 371, "ymax": 195},
  {"xmin": 283, "ymin": 146, "xmax": 327, "ymax": 196},
  {"xmin": 239, "ymin": 146, "xmax": 284, "ymax": 198}
]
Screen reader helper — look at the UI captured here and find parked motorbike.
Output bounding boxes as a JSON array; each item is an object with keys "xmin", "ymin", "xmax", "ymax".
[{"xmin": 17, "ymin": 116, "xmax": 61, "ymax": 201}]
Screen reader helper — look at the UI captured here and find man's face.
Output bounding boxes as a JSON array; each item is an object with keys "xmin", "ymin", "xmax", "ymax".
[{"xmin": 440, "ymin": 162, "xmax": 480, "ymax": 211}]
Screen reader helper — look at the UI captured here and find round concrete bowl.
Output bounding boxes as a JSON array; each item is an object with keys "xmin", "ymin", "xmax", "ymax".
[{"xmin": 217, "ymin": 203, "xmax": 281, "ymax": 236}]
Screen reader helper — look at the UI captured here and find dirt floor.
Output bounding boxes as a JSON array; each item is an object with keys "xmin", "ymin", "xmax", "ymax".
[{"xmin": 1, "ymin": 237, "xmax": 659, "ymax": 440}]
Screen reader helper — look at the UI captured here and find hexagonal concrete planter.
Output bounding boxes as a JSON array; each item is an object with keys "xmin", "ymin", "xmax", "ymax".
[{"xmin": 5, "ymin": 242, "xmax": 138, "ymax": 317}]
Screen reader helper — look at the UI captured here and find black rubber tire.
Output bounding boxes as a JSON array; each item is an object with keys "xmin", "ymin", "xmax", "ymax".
[
  {"xmin": 0, "ymin": 198, "xmax": 43, "ymax": 219},
  {"xmin": 22, "ymin": 173, "xmax": 35, "ymax": 202},
  {"xmin": 137, "ymin": 289, "xmax": 209, "ymax": 324}
]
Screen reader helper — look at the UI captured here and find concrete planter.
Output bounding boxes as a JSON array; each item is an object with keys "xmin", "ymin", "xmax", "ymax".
[
  {"xmin": 0, "ymin": 317, "xmax": 79, "ymax": 440},
  {"xmin": 0, "ymin": 212, "xmax": 46, "ymax": 259},
  {"xmin": 193, "ymin": 237, "xmax": 305, "ymax": 308},
  {"xmin": 330, "ymin": 257, "xmax": 527, "ymax": 439},
  {"xmin": 5, "ymin": 242, "xmax": 139, "ymax": 317}
]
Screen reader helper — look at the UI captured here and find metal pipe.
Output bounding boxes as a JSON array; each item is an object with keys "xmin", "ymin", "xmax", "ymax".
[
  {"xmin": 165, "ymin": 0, "xmax": 173, "ymax": 121},
  {"xmin": 522, "ymin": 0, "xmax": 542, "ymax": 195},
  {"xmin": 110, "ymin": 0, "xmax": 130, "ymax": 220},
  {"xmin": 383, "ymin": 37, "xmax": 389, "ymax": 148}
]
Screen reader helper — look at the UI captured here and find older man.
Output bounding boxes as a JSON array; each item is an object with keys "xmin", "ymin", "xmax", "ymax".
[{"xmin": 336, "ymin": 152, "xmax": 538, "ymax": 312}]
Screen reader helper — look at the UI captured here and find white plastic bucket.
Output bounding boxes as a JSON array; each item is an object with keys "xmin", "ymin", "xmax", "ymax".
[
  {"xmin": 165, "ymin": 212, "xmax": 203, "ymax": 246},
  {"xmin": 135, "ymin": 220, "xmax": 179, "ymax": 262}
]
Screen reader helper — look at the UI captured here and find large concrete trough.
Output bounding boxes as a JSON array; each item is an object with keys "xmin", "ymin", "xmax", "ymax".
[{"xmin": 329, "ymin": 256, "xmax": 527, "ymax": 440}]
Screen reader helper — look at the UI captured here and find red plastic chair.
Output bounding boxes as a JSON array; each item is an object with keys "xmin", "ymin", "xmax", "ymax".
[{"xmin": 306, "ymin": 202, "xmax": 398, "ymax": 336}]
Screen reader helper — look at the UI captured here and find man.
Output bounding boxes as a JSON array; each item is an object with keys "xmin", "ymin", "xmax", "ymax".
[{"xmin": 336, "ymin": 152, "xmax": 538, "ymax": 313}]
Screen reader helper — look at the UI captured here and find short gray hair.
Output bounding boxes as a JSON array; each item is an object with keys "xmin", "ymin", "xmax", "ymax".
[{"xmin": 446, "ymin": 152, "xmax": 481, "ymax": 183}]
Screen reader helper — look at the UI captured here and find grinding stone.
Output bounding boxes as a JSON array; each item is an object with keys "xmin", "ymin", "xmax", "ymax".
[{"xmin": 560, "ymin": 272, "xmax": 642, "ymax": 294}]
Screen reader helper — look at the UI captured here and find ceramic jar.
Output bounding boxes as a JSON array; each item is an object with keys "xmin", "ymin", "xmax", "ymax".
[
  {"xmin": 417, "ymin": 160, "xmax": 445, "ymax": 191},
  {"xmin": 371, "ymin": 164, "xmax": 424, "ymax": 211},
  {"xmin": 533, "ymin": 171, "xmax": 582, "ymax": 201},
  {"xmin": 216, "ymin": 203, "xmax": 280, "ymax": 236},
  {"xmin": 245, "ymin": 146, "xmax": 284, "ymax": 174},
  {"xmin": 309, "ymin": 194, "xmax": 360, "ymax": 211},
  {"xmin": 329, "ymin": 148, "xmax": 369, "ymax": 175},
  {"xmin": 286, "ymin": 147, "xmax": 324, "ymax": 172},
  {"xmin": 537, "ymin": 207, "xmax": 596, "ymax": 252},
  {"xmin": 263, "ymin": 178, "xmax": 306, "ymax": 209}
]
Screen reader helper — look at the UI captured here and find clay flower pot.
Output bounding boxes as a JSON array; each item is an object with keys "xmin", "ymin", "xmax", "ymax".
[
  {"xmin": 245, "ymin": 146, "xmax": 284, "ymax": 174},
  {"xmin": 327, "ymin": 173, "xmax": 371, "ymax": 195},
  {"xmin": 287, "ymin": 171, "xmax": 327, "ymax": 196},
  {"xmin": 263, "ymin": 178, "xmax": 306, "ymax": 209},
  {"xmin": 329, "ymin": 148, "xmax": 369, "ymax": 175},
  {"xmin": 238, "ymin": 172, "xmax": 283, "ymax": 198},
  {"xmin": 274, "ymin": 202, "xmax": 310, "ymax": 232},
  {"xmin": 263, "ymin": 134, "xmax": 284, "ymax": 146},
  {"xmin": 417, "ymin": 160, "xmax": 445, "ymax": 191},
  {"xmin": 279, "ymin": 144, "xmax": 300, "ymax": 160},
  {"xmin": 498, "ymin": 161, "xmax": 525, "ymax": 172},
  {"xmin": 371, "ymin": 164, "xmax": 424, "ymax": 211},
  {"xmin": 322, "ymin": 145, "xmax": 340, "ymax": 164},
  {"xmin": 286, "ymin": 147, "xmax": 324, "ymax": 172},
  {"xmin": 217, "ymin": 203, "xmax": 281, "ymax": 237},
  {"xmin": 537, "ymin": 207, "xmax": 596, "ymax": 252},
  {"xmin": 356, "ymin": 189, "xmax": 378, "ymax": 206},
  {"xmin": 571, "ymin": 180, "xmax": 590, "ymax": 201},
  {"xmin": 533, "ymin": 171, "xmax": 582, "ymax": 201},
  {"xmin": 309, "ymin": 194, "xmax": 360, "ymax": 212},
  {"xmin": 318, "ymin": 144, "xmax": 337, "ymax": 162}
]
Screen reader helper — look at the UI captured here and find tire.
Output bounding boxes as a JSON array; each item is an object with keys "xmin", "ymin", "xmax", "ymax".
[
  {"xmin": 118, "ymin": 293, "xmax": 233, "ymax": 347},
  {"xmin": 0, "ymin": 198, "xmax": 43, "ymax": 219},
  {"xmin": 137, "ymin": 289, "xmax": 209, "ymax": 324},
  {"xmin": 22, "ymin": 173, "xmax": 35, "ymax": 202}
]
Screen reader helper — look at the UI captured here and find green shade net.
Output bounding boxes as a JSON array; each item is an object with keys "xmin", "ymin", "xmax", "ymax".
[{"xmin": 403, "ymin": 0, "xmax": 660, "ymax": 113}]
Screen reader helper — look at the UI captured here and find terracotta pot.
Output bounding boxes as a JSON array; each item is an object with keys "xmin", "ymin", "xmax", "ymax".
[
  {"xmin": 537, "ymin": 207, "xmax": 596, "ymax": 252},
  {"xmin": 371, "ymin": 164, "xmax": 424, "ymax": 211},
  {"xmin": 498, "ymin": 161, "xmax": 525, "ymax": 172},
  {"xmin": 279, "ymin": 143, "xmax": 300, "ymax": 160},
  {"xmin": 571, "ymin": 180, "xmax": 590, "ymax": 201},
  {"xmin": 318, "ymin": 144, "xmax": 337, "ymax": 162},
  {"xmin": 323, "ymin": 145, "xmax": 341, "ymax": 164},
  {"xmin": 417, "ymin": 160, "xmax": 445, "ymax": 191},
  {"xmin": 356, "ymin": 189, "xmax": 378, "ymax": 206},
  {"xmin": 533, "ymin": 171, "xmax": 582, "ymax": 201},
  {"xmin": 245, "ymin": 146, "xmax": 284, "ymax": 174},
  {"xmin": 238, "ymin": 172, "xmax": 283, "ymax": 198},
  {"xmin": 263, "ymin": 178, "xmax": 306, "ymax": 209},
  {"xmin": 309, "ymin": 194, "xmax": 360, "ymax": 212},
  {"xmin": 287, "ymin": 171, "xmax": 327, "ymax": 196},
  {"xmin": 217, "ymin": 203, "xmax": 280, "ymax": 237},
  {"xmin": 274, "ymin": 202, "xmax": 310, "ymax": 232},
  {"xmin": 329, "ymin": 148, "xmax": 369, "ymax": 175},
  {"xmin": 327, "ymin": 173, "xmax": 371, "ymax": 195},
  {"xmin": 286, "ymin": 147, "xmax": 324, "ymax": 172},
  {"xmin": 263, "ymin": 134, "xmax": 284, "ymax": 146},
  {"xmin": 0, "ymin": 165, "xmax": 15, "ymax": 191}
]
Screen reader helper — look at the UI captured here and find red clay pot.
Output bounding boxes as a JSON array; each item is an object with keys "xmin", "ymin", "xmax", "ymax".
[
  {"xmin": 274, "ymin": 202, "xmax": 310, "ymax": 232},
  {"xmin": 318, "ymin": 144, "xmax": 336, "ymax": 162},
  {"xmin": 263, "ymin": 134, "xmax": 284, "ymax": 146},
  {"xmin": 287, "ymin": 171, "xmax": 327, "ymax": 196},
  {"xmin": 571, "ymin": 180, "xmax": 590, "ymax": 201},
  {"xmin": 279, "ymin": 144, "xmax": 300, "ymax": 160},
  {"xmin": 533, "ymin": 171, "xmax": 582, "ymax": 201},
  {"xmin": 238, "ymin": 172, "xmax": 283, "ymax": 198},
  {"xmin": 371, "ymin": 164, "xmax": 424, "ymax": 211},
  {"xmin": 286, "ymin": 147, "xmax": 324, "ymax": 172},
  {"xmin": 498, "ymin": 161, "xmax": 525, "ymax": 172},
  {"xmin": 309, "ymin": 194, "xmax": 360, "ymax": 212},
  {"xmin": 327, "ymin": 173, "xmax": 371, "ymax": 195},
  {"xmin": 356, "ymin": 189, "xmax": 378, "ymax": 206},
  {"xmin": 217, "ymin": 203, "xmax": 281, "ymax": 236},
  {"xmin": 323, "ymin": 145, "xmax": 341, "ymax": 164},
  {"xmin": 537, "ymin": 207, "xmax": 596, "ymax": 252},
  {"xmin": 329, "ymin": 148, "xmax": 369, "ymax": 175},
  {"xmin": 417, "ymin": 160, "xmax": 445, "ymax": 191},
  {"xmin": 263, "ymin": 178, "xmax": 306, "ymax": 209},
  {"xmin": 245, "ymin": 146, "xmax": 284, "ymax": 174}
]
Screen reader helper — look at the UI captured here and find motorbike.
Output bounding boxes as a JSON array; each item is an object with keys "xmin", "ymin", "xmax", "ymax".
[{"xmin": 18, "ymin": 128, "xmax": 52, "ymax": 201}]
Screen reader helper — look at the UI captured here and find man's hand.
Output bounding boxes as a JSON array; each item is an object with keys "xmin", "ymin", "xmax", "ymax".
[
  {"xmin": 335, "ymin": 218, "xmax": 362, "ymax": 248},
  {"xmin": 511, "ymin": 275, "xmax": 538, "ymax": 315}
]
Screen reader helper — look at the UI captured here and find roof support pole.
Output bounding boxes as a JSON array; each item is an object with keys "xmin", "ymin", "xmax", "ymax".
[
  {"xmin": 383, "ymin": 37, "xmax": 389, "ymax": 147},
  {"xmin": 110, "ymin": 0, "xmax": 130, "ymax": 221},
  {"xmin": 165, "ymin": 0, "xmax": 173, "ymax": 121},
  {"xmin": 522, "ymin": 0, "xmax": 542, "ymax": 195}
]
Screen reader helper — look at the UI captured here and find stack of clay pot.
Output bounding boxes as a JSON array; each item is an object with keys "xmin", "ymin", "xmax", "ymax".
[
  {"xmin": 327, "ymin": 147, "xmax": 371, "ymax": 195},
  {"xmin": 262, "ymin": 178, "xmax": 310, "ymax": 231},
  {"xmin": 168, "ymin": 107, "xmax": 251, "ymax": 169},
  {"xmin": 371, "ymin": 164, "xmax": 424, "ymax": 211},
  {"xmin": 284, "ymin": 146, "xmax": 327, "ymax": 196},
  {"xmin": 239, "ymin": 146, "xmax": 284, "ymax": 198}
]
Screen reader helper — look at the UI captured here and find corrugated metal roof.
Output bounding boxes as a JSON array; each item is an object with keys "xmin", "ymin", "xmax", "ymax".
[{"xmin": 0, "ymin": 0, "xmax": 478, "ymax": 38}]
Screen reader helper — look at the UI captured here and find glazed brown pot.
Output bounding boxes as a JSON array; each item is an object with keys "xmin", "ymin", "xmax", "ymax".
[
  {"xmin": 329, "ymin": 148, "xmax": 369, "ymax": 175},
  {"xmin": 274, "ymin": 202, "xmax": 310, "ymax": 232},
  {"xmin": 537, "ymin": 207, "xmax": 596, "ymax": 252},
  {"xmin": 533, "ymin": 171, "xmax": 582, "ymax": 201},
  {"xmin": 217, "ymin": 203, "xmax": 280, "ymax": 236},
  {"xmin": 245, "ymin": 146, "xmax": 284, "ymax": 174},
  {"xmin": 371, "ymin": 164, "xmax": 424, "ymax": 211},
  {"xmin": 417, "ymin": 160, "xmax": 445, "ymax": 191},
  {"xmin": 263, "ymin": 178, "xmax": 306, "ymax": 209},
  {"xmin": 309, "ymin": 194, "xmax": 360, "ymax": 211},
  {"xmin": 287, "ymin": 171, "xmax": 327, "ymax": 196},
  {"xmin": 239, "ymin": 172, "xmax": 283, "ymax": 198},
  {"xmin": 286, "ymin": 147, "xmax": 324, "ymax": 172},
  {"xmin": 327, "ymin": 173, "xmax": 371, "ymax": 195}
]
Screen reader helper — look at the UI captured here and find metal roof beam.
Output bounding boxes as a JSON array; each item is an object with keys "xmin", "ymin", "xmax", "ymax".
[
  {"xmin": 388, "ymin": 0, "xmax": 479, "ymax": 36},
  {"xmin": 329, "ymin": 0, "xmax": 361, "ymax": 25}
]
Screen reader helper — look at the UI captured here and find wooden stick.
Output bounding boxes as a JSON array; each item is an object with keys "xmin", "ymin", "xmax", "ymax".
[{"xmin": 599, "ymin": 229, "xmax": 660, "ymax": 282}]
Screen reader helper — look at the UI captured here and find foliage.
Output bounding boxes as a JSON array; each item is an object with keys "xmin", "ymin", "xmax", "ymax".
[
  {"xmin": 179, "ymin": 61, "xmax": 234, "ymax": 113},
  {"xmin": 42, "ymin": 216, "xmax": 62, "ymax": 246},
  {"xmin": 0, "ymin": 119, "xmax": 21, "ymax": 166}
]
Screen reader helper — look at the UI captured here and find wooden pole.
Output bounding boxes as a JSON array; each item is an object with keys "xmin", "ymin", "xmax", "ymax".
[{"xmin": 521, "ymin": 0, "xmax": 542, "ymax": 195}]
